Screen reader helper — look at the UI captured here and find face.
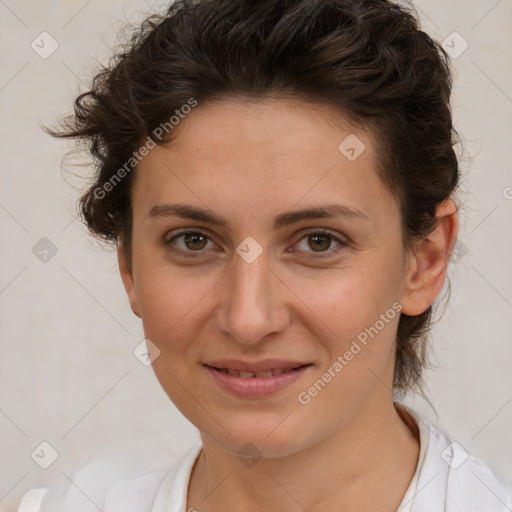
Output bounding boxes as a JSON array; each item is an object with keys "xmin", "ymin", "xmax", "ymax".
[{"xmin": 119, "ymin": 98, "xmax": 431, "ymax": 458}]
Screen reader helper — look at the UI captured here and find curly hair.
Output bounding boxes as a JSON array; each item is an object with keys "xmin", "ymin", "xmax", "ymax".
[{"xmin": 47, "ymin": 0, "xmax": 460, "ymax": 396}]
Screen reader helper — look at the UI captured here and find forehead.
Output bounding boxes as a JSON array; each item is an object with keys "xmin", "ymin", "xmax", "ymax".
[
  {"xmin": 133, "ymin": 98, "xmax": 398, "ymax": 229},
  {"xmin": 155, "ymin": 98, "xmax": 367, "ymax": 165}
]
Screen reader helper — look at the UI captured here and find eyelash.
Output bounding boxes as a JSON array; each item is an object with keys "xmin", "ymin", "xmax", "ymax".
[{"xmin": 163, "ymin": 228, "xmax": 348, "ymax": 259}]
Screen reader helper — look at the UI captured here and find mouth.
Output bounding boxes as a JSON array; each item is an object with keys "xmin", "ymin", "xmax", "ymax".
[
  {"xmin": 205, "ymin": 365, "xmax": 310, "ymax": 378},
  {"xmin": 203, "ymin": 361, "xmax": 313, "ymax": 398}
]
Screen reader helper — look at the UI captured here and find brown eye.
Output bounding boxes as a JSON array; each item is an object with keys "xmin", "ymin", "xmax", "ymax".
[
  {"xmin": 293, "ymin": 229, "xmax": 347, "ymax": 259},
  {"xmin": 182, "ymin": 232, "xmax": 208, "ymax": 250},
  {"xmin": 165, "ymin": 230, "xmax": 215, "ymax": 254},
  {"xmin": 307, "ymin": 234, "xmax": 332, "ymax": 252}
]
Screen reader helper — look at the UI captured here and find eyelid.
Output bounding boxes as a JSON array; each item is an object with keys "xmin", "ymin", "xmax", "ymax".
[
  {"xmin": 288, "ymin": 227, "xmax": 348, "ymax": 258},
  {"xmin": 163, "ymin": 227, "xmax": 348, "ymax": 258},
  {"xmin": 163, "ymin": 228, "xmax": 219, "ymax": 256}
]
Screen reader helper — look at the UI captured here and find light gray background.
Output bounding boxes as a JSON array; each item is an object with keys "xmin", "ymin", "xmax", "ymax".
[{"xmin": 1, "ymin": 0, "xmax": 511, "ymax": 510}]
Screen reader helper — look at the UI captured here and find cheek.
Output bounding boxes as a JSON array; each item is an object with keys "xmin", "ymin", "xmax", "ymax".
[
  {"xmin": 288, "ymin": 260, "xmax": 400, "ymax": 339},
  {"xmin": 133, "ymin": 264, "xmax": 212, "ymax": 411},
  {"xmin": 293, "ymin": 274, "xmax": 401, "ymax": 416},
  {"xmin": 289, "ymin": 263, "xmax": 403, "ymax": 392},
  {"xmin": 132, "ymin": 259, "xmax": 211, "ymax": 352}
]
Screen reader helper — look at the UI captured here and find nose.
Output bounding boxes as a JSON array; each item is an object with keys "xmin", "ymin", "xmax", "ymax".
[{"xmin": 214, "ymin": 248, "xmax": 290, "ymax": 346}]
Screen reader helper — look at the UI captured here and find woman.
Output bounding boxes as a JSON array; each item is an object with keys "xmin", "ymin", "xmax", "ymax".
[{"xmin": 18, "ymin": 0, "xmax": 512, "ymax": 510}]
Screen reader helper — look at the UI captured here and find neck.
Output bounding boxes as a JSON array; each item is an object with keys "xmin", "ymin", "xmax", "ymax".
[{"xmin": 187, "ymin": 398, "xmax": 420, "ymax": 512}]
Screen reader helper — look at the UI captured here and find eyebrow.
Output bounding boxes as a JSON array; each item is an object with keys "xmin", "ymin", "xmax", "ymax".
[{"xmin": 148, "ymin": 203, "xmax": 370, "ymax": 230}]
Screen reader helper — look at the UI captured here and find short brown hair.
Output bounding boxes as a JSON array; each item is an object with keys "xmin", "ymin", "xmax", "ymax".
[{"xmin": 47, "ymin": 0, "xmax": 460, "ymax": 395}]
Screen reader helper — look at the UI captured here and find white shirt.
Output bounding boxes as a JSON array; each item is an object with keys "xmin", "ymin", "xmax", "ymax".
[{"xmin": 18, "ymin": 404, "xmax": 512, "ymax": 512}]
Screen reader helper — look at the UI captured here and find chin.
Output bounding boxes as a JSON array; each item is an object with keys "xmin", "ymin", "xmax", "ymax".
[{"xmin": 202, "ymin": 413, "xmax": 312, "ymax": 460}]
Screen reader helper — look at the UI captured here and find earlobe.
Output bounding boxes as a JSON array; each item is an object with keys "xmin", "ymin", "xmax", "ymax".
[
  {"xmin": 117, "ymin": 244, "xmax": 142, "ymax": 318},
  {"xmin": 400, "ymin": 200, "xmax": 459, "ymax": 316}
]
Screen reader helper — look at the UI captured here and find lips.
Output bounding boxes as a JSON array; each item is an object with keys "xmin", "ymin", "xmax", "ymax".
[
  {"xmin": 203, "ymin": 359, "xmax": 313, "ymax": 398},
  {"xmin": 204, "ymin": 358, "xmax": 311, "ymax": 375},
  {"xmin": 212, "ymin": 367, "xmax": 302, "ymax": 378}
]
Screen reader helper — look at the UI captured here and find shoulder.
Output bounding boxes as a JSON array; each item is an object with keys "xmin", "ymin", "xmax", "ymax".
[
  {"xmin": 414, "ymin": 417, "xmax": 512, "ymax": 511},
  {"xmin": 16, "ymin": 442, "xmax": 203, "ymax": 512},
  {"xmin": 432, "ymin": 424, "xmax": 512, "ymax": 511}
]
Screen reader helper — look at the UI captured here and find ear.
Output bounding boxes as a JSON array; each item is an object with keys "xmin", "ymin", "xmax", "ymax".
[
  {"xmin": 400, "ymin": 200, "xmax": 459, "ymax": 316},
  {"xmin": 117, "ymin": 244, "xmax": 141, "ymax": 318}
]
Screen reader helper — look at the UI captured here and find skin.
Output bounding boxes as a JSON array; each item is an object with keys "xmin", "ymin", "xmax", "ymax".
[{"xmin": 118, "ymin": 98, "xmax": 458, "ymax": 511}]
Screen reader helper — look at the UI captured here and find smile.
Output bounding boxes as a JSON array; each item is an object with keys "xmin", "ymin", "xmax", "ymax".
[
  {"xmin": 203, "ymin": 362, "xmax": 313, "ymax": 398},
  {"xmin": 214, "ymin": 367, "xmax": 301, "ymax": 378}
]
